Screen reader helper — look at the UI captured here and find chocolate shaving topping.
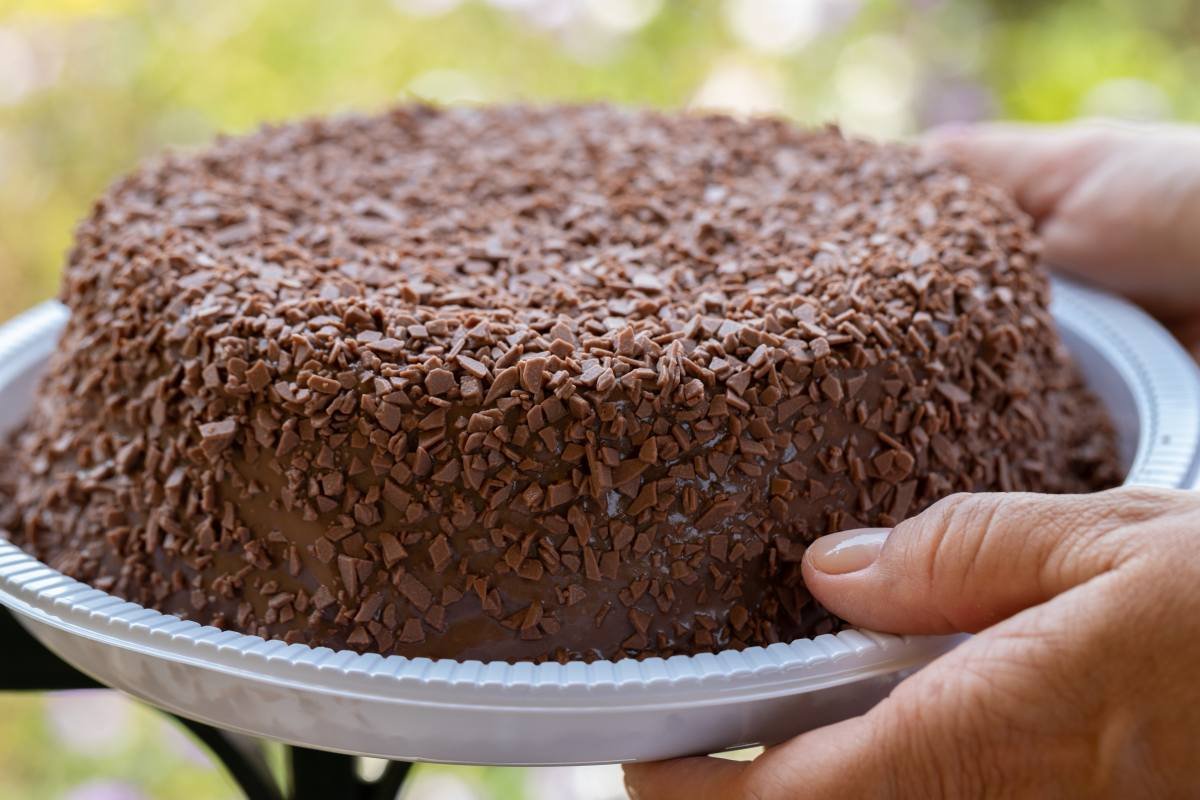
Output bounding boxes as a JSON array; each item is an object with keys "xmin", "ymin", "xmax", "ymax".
[{"xmin": 0, "ymin": 104, "xmax": 1118, "ymax": 664}]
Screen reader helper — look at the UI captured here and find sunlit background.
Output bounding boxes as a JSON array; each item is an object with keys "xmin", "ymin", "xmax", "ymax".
[{"xmin": 0, "ymin": 0, "xmax": 1196, "ymax": 797}]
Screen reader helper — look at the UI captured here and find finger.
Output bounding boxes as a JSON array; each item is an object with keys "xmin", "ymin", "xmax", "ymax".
[
  {"xmin": 801, "ymin": 487, "xmax": 1165, "ymax": 634},
  {"xmin": 925, "ymin": 122, "xmax": 1200, "ymax": 318},
  {"xmin": 1034, "ymin": 129, "xmax": 1200, "ymax": 319},
  {"xmin": 624, "ymin": 713, "xmax": 901, "ymax": 800},
  {"xmin": 725, "ymin": 612, "xmax": 1083, "ymax": 800},
  {"xmin": 628, "ymin": 603, "xmax": 1101, "ymax": 800},
  {"xmin": 621, "ymin": 718, "xmax": 878, "ymax": 800},
  {"xmin": 623, "ymin": 755, "xmax": 749, "ymax": 800},
  {"xmin": 923, "ymin": 121, "xmax": 1128, "ymax": 222}
]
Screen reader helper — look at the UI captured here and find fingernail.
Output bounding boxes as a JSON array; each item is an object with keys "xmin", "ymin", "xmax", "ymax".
[{"xmin": 807, "ymin": 528, "xmax": 891, "ymax": 575}]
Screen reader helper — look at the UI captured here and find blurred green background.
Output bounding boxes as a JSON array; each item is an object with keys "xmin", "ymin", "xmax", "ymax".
[{"xmin": 0, "ymin": 0, "xmax": 1195, "ymax": 797}]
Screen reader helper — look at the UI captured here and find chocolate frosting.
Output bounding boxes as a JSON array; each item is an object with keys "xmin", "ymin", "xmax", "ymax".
[{"xmin": 2, "ymin": 105, "xmax": 1118, "ymax": 662}]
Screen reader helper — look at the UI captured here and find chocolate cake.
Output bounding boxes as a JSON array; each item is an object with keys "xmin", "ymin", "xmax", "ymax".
[{"xmin": 2, "ymin": 105, "xmax": 1118, "ymax": 662}]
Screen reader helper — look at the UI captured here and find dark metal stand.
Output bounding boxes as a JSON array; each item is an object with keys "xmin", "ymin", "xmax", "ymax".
[{"xmin": 0, "ymin": 607, "xmax": 414, "ymax": 800}]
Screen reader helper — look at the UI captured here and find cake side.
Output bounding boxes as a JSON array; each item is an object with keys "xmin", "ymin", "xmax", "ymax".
[{"xmin": 2, "ymin": 105, "xmax": 1118, "ymax": 661}]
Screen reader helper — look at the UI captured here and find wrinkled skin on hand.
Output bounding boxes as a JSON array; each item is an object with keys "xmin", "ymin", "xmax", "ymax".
[
  {"xmin": 626, "ymin": 122, "xmax": 1200, "ymax": 799},
  {"xmin": 625, "ymin": 487, "xmax": 1200, "ymax": 799}
]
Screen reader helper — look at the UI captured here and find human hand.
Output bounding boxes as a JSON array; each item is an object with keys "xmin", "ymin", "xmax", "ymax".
[
  {"xmin": 623, "ymin": 487, "xmax": 1200, "ymax": 799},
  {"xmin": 924, "ymin": 121, "xmax": 1200, "ymax": 340}
]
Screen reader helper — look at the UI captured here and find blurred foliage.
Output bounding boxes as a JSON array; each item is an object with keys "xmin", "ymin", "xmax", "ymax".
[
  {"xmin": 0, "ymin": 693, "xmax": 240, "ymax": 800},
  {"xmin": 0, "ymin": 0, "xmax": 1196, "ymax": 796},
  {"xmin": 0, "ymin": 688, "xmax": 614, "ymax": 799}
]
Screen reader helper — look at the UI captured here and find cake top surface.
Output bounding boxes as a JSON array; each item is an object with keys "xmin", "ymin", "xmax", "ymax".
[{"xmin": 79, "ymin": 104, "xmax": 1039, "ymax": 383}]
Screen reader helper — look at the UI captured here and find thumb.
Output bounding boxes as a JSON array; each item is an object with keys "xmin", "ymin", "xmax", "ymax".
[{"xmin": 801, "ymin": 488, "xmax": 1150, "ymax": 634}]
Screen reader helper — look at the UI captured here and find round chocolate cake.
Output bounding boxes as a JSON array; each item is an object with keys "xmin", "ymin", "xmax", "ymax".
[{"xmin": 2, "ymin": 105, "xmax": 1118, "ymax": 662}]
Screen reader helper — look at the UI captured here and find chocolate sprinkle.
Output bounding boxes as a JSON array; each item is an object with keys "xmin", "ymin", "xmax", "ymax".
[{"xmin": 0, "ymin": 104, "xmax": 1117, "ymax": 663}]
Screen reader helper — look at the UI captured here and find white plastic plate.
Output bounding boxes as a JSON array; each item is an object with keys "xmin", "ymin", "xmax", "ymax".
[{"xmin": 1, "ymin": 278, "xmax": 1198, "ymax": 765}]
